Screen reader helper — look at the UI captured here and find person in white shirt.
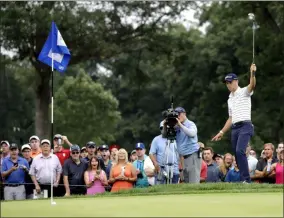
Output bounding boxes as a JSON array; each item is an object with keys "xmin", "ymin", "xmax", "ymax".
[
  {"xmin": 246, "ymin": 144, "xmax": 258, "ymax": 176},
  {"xmin": 212, "ymin": 64, "xmax": 257, "ymax": 183}
]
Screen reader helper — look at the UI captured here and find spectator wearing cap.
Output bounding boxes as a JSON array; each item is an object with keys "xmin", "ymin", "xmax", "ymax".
[
  {"xmin": 150, "ymin": 121, "xmax": 180, "ymax": 184},
  {"xmin": 252, "ymin": 143, "xmax": 277, "ymax": 183},
  {"xmin": 21, "ymin": 144, "xmax": 34, "ymax": 199},
  {"xmin": 129, "ymin": 150, "xmax": 138, "ymax": 163},
  {"xmin": 1, "ymin": 141, "xmax": 10, "ymax": 164},
  {"xmin": 202, "ymin": 147, "xmax": 220, "ymax": 183},
  {"xmin": 63, "ymin": 145, "xmax": 88, "ymax": 196},
  {"xmin": 1, "ymin": 143, "xmax": 29, "ymax": 200},
  {"xmin": 173, "ymin": 107, "xmax": 201, "ymax": 184},
  {"xmin": 109, "ymin": 148, "xmax": 137, "ymax": 192},
  {"xmin": 80, "ymin": 147, "xmax": 88, "ymax": 159},
  {"xmin": 213, "ymin": 153, "xmax": 223, "ymax": 166},
  {"xmin": 29, "ymin": 139, "xmax": 62, "ymax": 197},
  {"xmin": 99, "ymin": 145, "xmax": 112, "ymax": 179},
  {"xmin": 29, "ymin": 136, "xmax": 41, "ymax": 158},
  {"xmin": 85, "ymin": 141, "xmax": 106, "ymax": 172},
  {"xmin": 53, "ymin": 134, "xmax": 72, "ymax": 166},
  {"xmin": 132, "ymin": 143, "xmax": 155, "ymax": 188},
  {"xmin": 84, "ymin": 156, "xmax": 108, "ymax": 195},
  {"xmin": 246, "ymin": 144, "xmax": 258, "ymax": 176},
  {"xmin": 212, "ymin": 64, "xmax": 257, "ymax": 184}
]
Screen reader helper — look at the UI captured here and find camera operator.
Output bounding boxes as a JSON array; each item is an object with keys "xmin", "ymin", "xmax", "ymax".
[
  {"xmin": 171, "ymin": 107, "xmax": 201, "ymax": 183},
  {"xmin": 149, "ymin": 121, "xmax": 180, "ymax": 184}
]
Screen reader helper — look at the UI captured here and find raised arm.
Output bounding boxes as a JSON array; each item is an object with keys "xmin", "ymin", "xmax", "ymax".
[{"xmin": 247, "ymin": 63, "xmax": 256, "ymax": 93}]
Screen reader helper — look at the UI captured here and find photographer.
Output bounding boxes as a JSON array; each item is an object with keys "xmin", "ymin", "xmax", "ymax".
[
  {"xmin": 172, "ymin": 107, "xmax": 201, "ymax": 183},
  {"xmin": 1, "ymin": 143, "xmax": 29, "ymax": 200},
  {"xmin": 149, "ymin": 121, "xmax": 180, "ymax": 184}
]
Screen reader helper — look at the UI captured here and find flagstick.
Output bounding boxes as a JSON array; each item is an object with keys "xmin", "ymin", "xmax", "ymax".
[{"xmin": 50, "ymin": 29, "xmax": 56, "ymax": 206}]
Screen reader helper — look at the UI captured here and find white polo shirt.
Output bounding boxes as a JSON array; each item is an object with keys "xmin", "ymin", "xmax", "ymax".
[{"xmin": 228, "ymin": 86, "xmax": 253, "ymax": 124}]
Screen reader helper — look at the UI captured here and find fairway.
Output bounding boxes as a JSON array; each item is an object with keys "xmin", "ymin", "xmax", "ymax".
[{"xmin": 1, "ymin": 192, "xmax": 283, "ymax": 217}]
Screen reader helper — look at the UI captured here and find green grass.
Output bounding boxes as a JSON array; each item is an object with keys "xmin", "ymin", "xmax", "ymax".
[{"xmin": 1, "ymin": 193, "xmax": 283, "ymax": 217}]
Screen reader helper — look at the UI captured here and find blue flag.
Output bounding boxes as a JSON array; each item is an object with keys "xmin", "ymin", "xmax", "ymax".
[{"xmin": 38, "ymin": 22, "xmax": 71, "ymax": 73}]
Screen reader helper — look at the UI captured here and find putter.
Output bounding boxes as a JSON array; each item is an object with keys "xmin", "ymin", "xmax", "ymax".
[{"xmin": 248, "ymin": 13, "xmax": 259, "ymax": 64}]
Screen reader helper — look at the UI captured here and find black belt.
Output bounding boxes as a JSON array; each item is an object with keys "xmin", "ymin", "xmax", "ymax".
[
  {"xmin": 5, "ymin": 184, "xmax": 23, "ymax": 187},
  {"xmin": 232, "ymin": 120, "xmax": 251, "ymax": 128}
]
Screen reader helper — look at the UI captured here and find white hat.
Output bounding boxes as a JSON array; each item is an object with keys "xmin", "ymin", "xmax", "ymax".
[
  {"xmin": 21, "ymin": 144, "xmax": 31, "ymax": 151},
  {"xmin": 160, "ymin": 121, "xmax": 165, "ymax": 128},
  {"xmin": 1, "ymin": 140, "xmax": 10, "ymax": 147},
  {"xmin": 41, "ymin": 139, "xmax": 51, "ymax": 145},
  {"xmin": 29, "ymin": 135, "xmax": 40, "ymax": 142}
]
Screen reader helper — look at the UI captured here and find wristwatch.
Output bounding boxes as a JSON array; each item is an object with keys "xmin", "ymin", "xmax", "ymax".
[{"xmin": 219, "ymin": 130, "xmax": 224, "ymax": 135}]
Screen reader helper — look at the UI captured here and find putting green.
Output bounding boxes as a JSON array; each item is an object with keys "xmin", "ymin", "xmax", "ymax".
[{"xmin": 1, "ymin": 193, "xmax": 283, "ymax": 217}]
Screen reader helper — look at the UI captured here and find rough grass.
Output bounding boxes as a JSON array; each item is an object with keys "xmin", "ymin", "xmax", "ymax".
[{"xmin": 66, "ymin": 183, "xmax": 284, "ymax": 199}]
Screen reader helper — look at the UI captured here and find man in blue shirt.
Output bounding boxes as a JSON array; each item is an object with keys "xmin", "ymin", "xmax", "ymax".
[
  {"xmin": 133, "ymin": 143, "xmax": 154, "ymax": 188},
  {"xmin": 149, "ymin": 122, "xmax": 180, "ymax": 184},
  {"xmin": 174, "ymin": 107, "xmax": 201, "ymax": 183},
  {"xmin": 1, "ymin": 143, "xmax": 29, "ymax": 200}
]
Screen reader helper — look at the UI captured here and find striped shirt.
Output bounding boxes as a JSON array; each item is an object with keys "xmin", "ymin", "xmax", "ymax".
[{"xmin": 228, "ymin": 86, "xmax": 253, "ymax": 124}]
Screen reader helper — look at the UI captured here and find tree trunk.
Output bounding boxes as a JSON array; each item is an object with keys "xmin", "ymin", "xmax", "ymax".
[{"xmin": 35, "ymin": 71, "xmax": 51, "ymax": 140}]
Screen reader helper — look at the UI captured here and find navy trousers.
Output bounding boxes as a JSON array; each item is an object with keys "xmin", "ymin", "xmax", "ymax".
[{"xmin": 231, "ymin": 122, "xmax": 254, "ymax": 183}]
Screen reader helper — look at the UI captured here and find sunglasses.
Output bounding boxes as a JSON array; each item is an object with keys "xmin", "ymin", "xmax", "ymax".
[{"xmin": 72, "ymin": 151, "xmax": 79, "ymax": 154}]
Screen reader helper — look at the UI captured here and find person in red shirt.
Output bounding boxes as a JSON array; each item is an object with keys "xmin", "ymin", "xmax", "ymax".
[
  {"xmin": 53, "ymin": 134, "xmax": 72, "ymax": 166},
  {"xmin": 53, "ymin": 134, "xmax": 73, "ymax": 197}
]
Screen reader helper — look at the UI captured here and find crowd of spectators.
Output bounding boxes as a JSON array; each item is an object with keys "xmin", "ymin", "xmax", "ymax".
[{"xmin": 0, "ymin": 134, "xmax": 283, "ymax": 201}]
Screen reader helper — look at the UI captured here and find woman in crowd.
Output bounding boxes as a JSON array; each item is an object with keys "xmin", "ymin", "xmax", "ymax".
[
  {"xmin": 264, "ymin": 149, "xmax": 284, "ymax": 184},
  {"xmin": 108, "ymin": 148, "xmax": 137, "ymax": 192},
  {"xmin": 218, "ymin": 153, "xmax": 233, "ymax": 181},
  {"xmin": 84, "ymin": 156, "xmax": 108, "ymax": 195}
]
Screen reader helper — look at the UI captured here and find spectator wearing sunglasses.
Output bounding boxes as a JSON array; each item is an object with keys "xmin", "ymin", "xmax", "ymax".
[{"xmin": 63, "ymin": 145, "xmax": 88, "ymax": 196}]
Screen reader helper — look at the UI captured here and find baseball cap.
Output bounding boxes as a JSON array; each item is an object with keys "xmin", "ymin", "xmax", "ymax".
[
  {"xmin": 86, "ymin": 141, "xmax": 96, "ymax": 148},
  {"xmin": 213, "ymin": 153, "xmax": 223, "ymax": 159},
  {"xmin": 29, "ymin": 135, "xmax": 40, "ymax": 142},
  {"xmin": 21, "ymin": 144, "xmax": 31, "ymax": 151},
  {"xmin": 224, "ymin": 73, "xmax": 238, "ymax": 83},
  {"xmin": 109, "ymin": 144, "xmax": 120, "ymax": 151},
  {"xmin": 131, "ymin": 150, "xmax": 137, "ymax": 155},
  {"xmin": 53, "ymin": 134, "xmax": 62, "ymax": 140},
  {"xmin": 81, "ymin": 146, "xmax": 87, "ymax": 152},
  {"xmin": 1, "ymin": 140, "xmax": 10, "ymax": 147},
  {"xmin": 135, "ymin": 142, "xmax": 145, "ymax": 150},
  {"xmin": 175, "ymin": 107, "xmax": 186, "ymax": 113},
  {"xmin": 41, "ymin": 139, "xmax": 51, "ymax": 145},
  {"xmin": 70, "ymin": 144, "xmax": 80, "ymax": 152},
  {"xmin": 99, "ymin": 145, "xmax": 109, "ymax": 150},
  {"xmin": 10, "ymin": 143, "xmax": 18, "ymax": 150}
]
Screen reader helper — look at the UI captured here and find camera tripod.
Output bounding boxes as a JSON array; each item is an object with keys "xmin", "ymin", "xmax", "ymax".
[{"xmin": 158, "ymin": 138, "xmax": 179, "ymax": 184}]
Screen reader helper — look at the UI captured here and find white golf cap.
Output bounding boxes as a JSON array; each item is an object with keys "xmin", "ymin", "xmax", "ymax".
[
  {"xmin": 41, "ymin": 139, "xmax": 51, "ymax": 145},
  {"xmin": 160, "ymin": 121, "xmax": 165, "ymax": 128},
  {"xmin": 21, "ymin": 144, "xmax": 31, "ymax": 151},
  {"xmin": 29, "ymin": 135, "xmax": 40, "ymax": 142},
  {"xmin": 1, "ymin": 140, "xmax": 10, "ymax": 147}
]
